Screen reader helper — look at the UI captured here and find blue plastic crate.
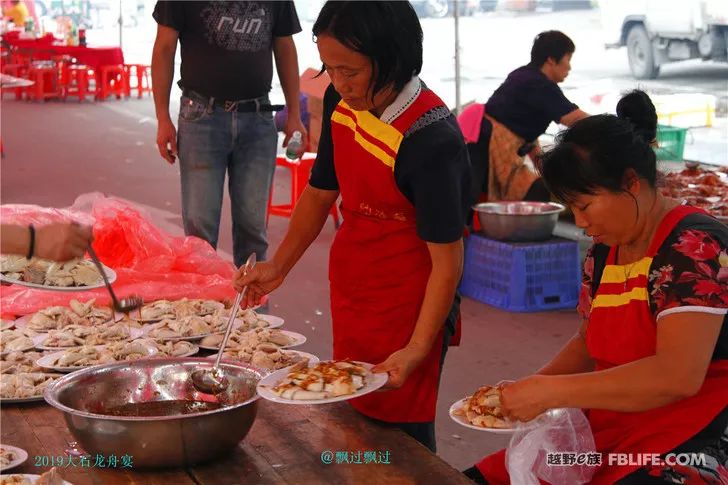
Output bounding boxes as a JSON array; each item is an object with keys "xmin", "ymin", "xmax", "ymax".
[{"xmin": 460, "ymin": 234, "xmax": 580, "ymax": 312}]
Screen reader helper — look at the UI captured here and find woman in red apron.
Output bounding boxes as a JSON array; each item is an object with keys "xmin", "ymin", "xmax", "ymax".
[
  {"xmin": 234, "ymin": 1, "xmax": 468, "ymax": 451},
  {"xmin": 466, "ymin": 113, "xmax": 728, "ymax": 484}
]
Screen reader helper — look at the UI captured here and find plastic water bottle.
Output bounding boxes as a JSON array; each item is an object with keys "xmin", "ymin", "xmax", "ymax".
[{"xmin": 285, "ymin": 131, "xmax": 303, "ymax": 161}]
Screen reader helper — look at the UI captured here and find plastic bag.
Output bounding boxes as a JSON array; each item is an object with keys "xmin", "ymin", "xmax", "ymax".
[
  {"xmin": 506, "ymin": 408, "xmax": 597, "ymax": 485},
  {"xmin": 1, "ymin": 193, "xmax": 237, "ymax": 316},
  {"xmin": 0, "ymin": 203, "xmax": 95, "ymax": 227}
]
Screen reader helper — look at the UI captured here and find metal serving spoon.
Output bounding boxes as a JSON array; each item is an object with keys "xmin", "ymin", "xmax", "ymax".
[
  {"xmin": 86, "ymin": 246, "xmax": 143, "ymax": 314},
  {"xmin": 191, "ymin": 253, "xmax": 256, "ymax": 394}
]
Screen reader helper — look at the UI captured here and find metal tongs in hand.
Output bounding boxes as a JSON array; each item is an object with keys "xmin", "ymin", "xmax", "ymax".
[{"xmin": 191, "ymin": 253, "xmax": 257, "ymax": 394}]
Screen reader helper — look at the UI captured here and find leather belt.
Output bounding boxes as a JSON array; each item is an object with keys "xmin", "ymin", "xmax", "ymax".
[{"xmin": 182, "ymin": 89, "xmax": 284, "ymax": 112}]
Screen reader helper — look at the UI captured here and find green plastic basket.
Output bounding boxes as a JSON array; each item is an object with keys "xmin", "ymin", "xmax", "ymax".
[{"xmin": 654, "ymin": 124, "xmax": 688, "ymax": 161}]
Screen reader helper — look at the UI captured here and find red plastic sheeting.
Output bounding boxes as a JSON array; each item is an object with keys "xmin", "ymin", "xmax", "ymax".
[{"xmin": 1, "ymin": 194, "xmax": 237, "ymax": 316}]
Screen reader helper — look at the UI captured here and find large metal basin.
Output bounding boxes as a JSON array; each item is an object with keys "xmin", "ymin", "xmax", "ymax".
[
  {"xmin": 44, "ymin": 357, "xmax": 263, "ymax": 468},
  {"xmin": 473, "ymin": 201, "xmax": 565, "ymax": 241}
]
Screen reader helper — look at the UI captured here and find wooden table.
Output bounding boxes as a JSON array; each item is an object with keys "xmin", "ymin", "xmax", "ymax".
[{"xmin": 1, "ymin": 400, "xmax": 473, "ymax": 485}]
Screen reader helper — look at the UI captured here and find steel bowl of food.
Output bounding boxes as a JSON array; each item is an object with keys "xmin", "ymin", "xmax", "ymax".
[
  {"xmin": 473, "ymin": 201, "xmax": 566, "ymax": 242},
  {"xmin": 44, "ymin": 357, "xmax": 263, "ymax": 468}
]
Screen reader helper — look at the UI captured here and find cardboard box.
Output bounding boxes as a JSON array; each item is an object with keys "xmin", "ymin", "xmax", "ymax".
[{"xmin": 300, "ymin": 67, "xmax": 330, "ymax": 153}]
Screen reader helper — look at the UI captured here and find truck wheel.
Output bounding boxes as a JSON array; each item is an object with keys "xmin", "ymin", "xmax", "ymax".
[{"xmin": 627, "ymin": 25, "xmax": 660, "ymax": 79}]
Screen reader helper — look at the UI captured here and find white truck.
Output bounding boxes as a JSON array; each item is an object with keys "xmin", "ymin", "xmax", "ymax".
[{"xmin": 601, "ymin": 0, "xmax": 728, "ymax": 79}]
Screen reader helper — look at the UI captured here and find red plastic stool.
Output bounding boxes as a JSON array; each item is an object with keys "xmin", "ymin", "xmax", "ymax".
[
  {"xmin": 1, "ymin": 64, "xmax": 30, "ymax": 100},
  {"xmin": 10, "ymin": 49, "xmax": 33, "ymax": 66},
  {"xmin": 51, "ymin": 55, "xmax": 76, "ymax": 92},
  {"xmin": 123, "ymin": 64, "xmax": 152, "ymax": 98},
  {"xmin": 63, "ymin": 64, "xmax": 93, "ymax": 101},
  {"xmin": 27, "ymin": 65, "xmax": 61, "ymax": 101},
  {"xmin": 96, "ymin": 64, "xmax": 127, "ymax": 100},
  {"xmin": 267, "ymin": 155, "xmax": 340, "ymax": 229}
]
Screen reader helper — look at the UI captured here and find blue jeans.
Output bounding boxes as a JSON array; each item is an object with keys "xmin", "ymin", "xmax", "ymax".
[{"xmin": 177, "ymin": 94, "xmax": 278, "ymax": 267}]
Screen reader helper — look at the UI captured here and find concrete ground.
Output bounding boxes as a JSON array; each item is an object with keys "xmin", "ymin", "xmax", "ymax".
[{"xmin": 1, "ymin": 97, "xmax": 579, "ymax": 472}]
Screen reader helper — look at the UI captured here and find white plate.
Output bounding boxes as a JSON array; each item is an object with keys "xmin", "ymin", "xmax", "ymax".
[
  {"xmin": 449, "ymin": 398, "xmax": 537, "ymax": 434},
  {"xmin": 209, "ymin": 349, "xmax": 320, "ymax": 372},
  {"xmin": 14, "ymin": 314, "xmax": 115, "ymax": 334},
  {"xmin": 0, "ymin": 444, "xmax": 28, "ymax": 472},
  {"xmin": 280, "ymin": 350, "xmax": 319, "ymax": 365},
  {"xmin": 0, "ymin": 374, "xmax": 62, "ymax": 404},
  {"xmin": 197, "ymin": 342, "xmax": 224, "ymax": 351},
  {"xmin": 257, "ymin": 361, "xmax": 388, "ymax": 405},
  {"xmin": 198, "ymin": 329, "xmax": 306, "ymax": 351},
  {"xmin": 0, "ymin": 264, "xmax": 116, "ymax": 292},
  {"xmin": 9, "ymin": 317, "xmax": 34, "ymax": 333},
  {"xmin": 278, "ymin": 330, "xmax": 306, "ymax": 348},
  {"xmin": 34, "ymin": 327, "xmax": 144, "ymax": 350},
  {"xmin": 36, "ymin": 343, "xmax": 159, "ymax": 373},
  {"xmin": 139, "ymin": 319, "xmax": 247, "ymax": 342},
  {"xmin": 0, "ymin": 344, "xmax": 35, "ymax": 357},
  {"xmin": 257, "ymin": 314, "xmax": 284, "ymax": 328},
  {"xmin": 147, "ymin": 341, "xmax": 200, "ymax": 358},
  {"xmin": 116, "ymin": 300, "xmax": 258, "ymax": 323},
  {"xmin": 0, "ymin": 474, "xmax": 73, "ymax": 485}
]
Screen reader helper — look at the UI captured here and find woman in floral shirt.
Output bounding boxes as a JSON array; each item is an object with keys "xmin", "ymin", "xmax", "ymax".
[{"xmin": 468, "ymin": 113, "xmax": 727, "ymax": 485}]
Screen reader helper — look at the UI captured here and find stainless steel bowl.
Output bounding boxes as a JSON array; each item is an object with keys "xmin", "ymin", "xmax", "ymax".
[
  {"xmin": 44, "ymin": 357, "xmax": 263, "ymax": 468},
  {"xmin": 473, "ymin": 201, "xmax": 565, "ymax": 242}
]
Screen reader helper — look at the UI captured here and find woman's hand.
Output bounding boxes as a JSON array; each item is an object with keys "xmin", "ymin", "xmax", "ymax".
[
  {"xmin": 372, "ymin": 344, "xmax": 429, "ymax": 390},
  {"xmin": 500, "ymin": 375, "xmax": 556, "ymax": 423},
  {"xmin": 232, "ymin": 261, "xmax": 285, "ymax": 309}
]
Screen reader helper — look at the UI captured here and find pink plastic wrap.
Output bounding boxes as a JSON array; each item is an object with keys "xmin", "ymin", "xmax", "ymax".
[{"xmin": 1, "ymin": 194, "xmax": 237, "ymax": 316}]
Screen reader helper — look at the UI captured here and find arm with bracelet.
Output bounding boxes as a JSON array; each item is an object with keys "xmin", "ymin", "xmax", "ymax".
[{"xmin": 1, "ymin": 223, "xmax": 93, "ymax": 262}]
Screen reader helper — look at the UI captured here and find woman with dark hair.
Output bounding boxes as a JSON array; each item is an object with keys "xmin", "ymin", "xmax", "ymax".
[
  {"xmin": 617, "ymin": 89, "xmax": 659, "ymax": 146},
  {"xmin": 463, "ymin": 30, "xmax": 589, "ymax": 205},
  {"xmin": 234, "ymin": 1, "xmax": 469, "ymax": 451},
  {"xmin": 465, "ymin": 114, "xmax": 728, "ymax": 484}
]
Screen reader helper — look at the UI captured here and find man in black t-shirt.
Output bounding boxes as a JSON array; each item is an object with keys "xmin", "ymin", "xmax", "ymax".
[
  {"xmin": 151, "ymin": 1, "xmax": 305, "ymax": 267},
  {"xmin": 469, "ymin": 31, "xmax": 589, "ymax": 203}
]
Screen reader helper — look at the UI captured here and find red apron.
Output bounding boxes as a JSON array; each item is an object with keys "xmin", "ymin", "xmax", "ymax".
[
  {"xmin": 478, "ymin": 205, "xmax": 728, "ymax": 483},
  {"xmin": 328, "ymin": 89, "xmax": 449, "ymax": 422}
]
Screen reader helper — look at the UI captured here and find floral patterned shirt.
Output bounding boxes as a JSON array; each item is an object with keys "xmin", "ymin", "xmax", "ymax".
[{"xmin": 578, "ymin": 218, "xmax": 728, "ymax": 360}]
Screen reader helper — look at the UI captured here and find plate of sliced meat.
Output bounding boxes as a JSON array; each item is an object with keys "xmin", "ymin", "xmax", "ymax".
[
  {"xmin": 449, "ymin": 385, "xmax": 531, "ymax": 433},
  {"xmin": 0, "ymin": 257, "xmax": 115, "ymax": 292},
  {"xmin": 0, "ymin": 444, "xmax": 28, "ymax": 472},
  {"xmin": 257, "ymin": 360, "xmax": 388, "ymax": 405}
]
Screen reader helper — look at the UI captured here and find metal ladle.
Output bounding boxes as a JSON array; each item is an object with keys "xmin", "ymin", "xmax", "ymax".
[
  {"xmin": 86, "ymin": 246, "xmax": 143, "ymax": 314},
  {"xmin": 191, "ymin": 253, "xmax": 256, "ymax": 394}
]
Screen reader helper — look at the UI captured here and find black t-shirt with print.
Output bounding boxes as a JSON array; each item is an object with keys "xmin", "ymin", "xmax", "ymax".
[
  {"xmin": 309, "ymin": 84, "xmax": 471, "ymax": 244},
  {"xmin": 485, "ymin": 65, "xmax": 578, "ymax": 143},
  {"xmin": 153, "ymin": 1, "xmax": 301, "ymax": 100}
]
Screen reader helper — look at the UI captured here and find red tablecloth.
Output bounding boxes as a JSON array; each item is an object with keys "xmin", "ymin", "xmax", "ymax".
[{"xmin": 2, "ymin": 33, "xmax": 124, "ymax": 71}]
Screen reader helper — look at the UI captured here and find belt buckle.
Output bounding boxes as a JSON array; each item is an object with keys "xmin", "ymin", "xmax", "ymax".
[{"xmin": 223, "ymin": 100, "xmax": 237, "ymax": 112}]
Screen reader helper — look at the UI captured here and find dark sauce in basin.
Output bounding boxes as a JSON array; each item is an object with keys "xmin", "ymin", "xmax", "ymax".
[{"xmin": 103, "ymin": 400, "xmax": 223, "ymax": 417}]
